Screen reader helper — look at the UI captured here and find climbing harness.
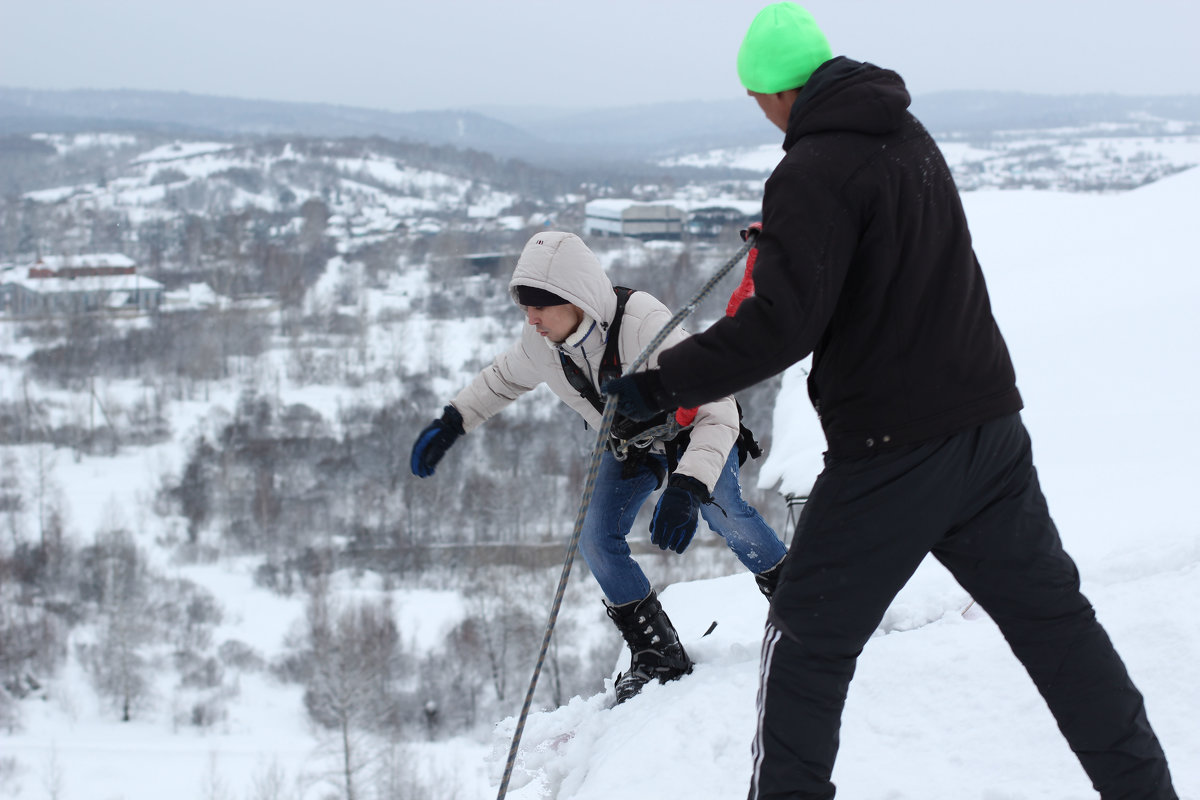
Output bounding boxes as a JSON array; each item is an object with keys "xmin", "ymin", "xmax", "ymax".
[
  {"xmin": 608, "ymin": 417, "xmax": 681, "ymax": 461},
  {"xmin": 558, "ymin": 285, "xmax": 684, "ymax": 463}
]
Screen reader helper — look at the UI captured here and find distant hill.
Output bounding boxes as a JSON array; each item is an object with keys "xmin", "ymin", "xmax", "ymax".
[
  {"xmin": 910, "ymin": 91, "xmax": 1200, "ymax": 136},
  {"xmin": 475, "ymin": 99, "xmax": 773, "ymax": 159},
  {"xmin": 0, "ymin": 87, "xmax": 541, "ymax": 157},
  {"xmin": 2, "ymin": 86, "xmax": 1198, "ymax": 165}
]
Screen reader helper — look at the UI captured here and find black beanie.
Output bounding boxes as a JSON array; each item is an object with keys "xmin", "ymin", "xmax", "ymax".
[{"xmin": 515, "ymin": 285, "xmax": 570, "ymax": 307}]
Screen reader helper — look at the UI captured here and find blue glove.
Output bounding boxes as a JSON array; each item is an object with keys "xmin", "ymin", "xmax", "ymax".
[
  {"xmin": 650, "ymin": 474, "xmax": 710, "ymax": 554},
  {"xmin": 601, "ymin": 370, "xmax": 671, "ymax": 422},
  {"xmin": 410, "ymin": 405, "xmax": 465, "ymax": 478}
]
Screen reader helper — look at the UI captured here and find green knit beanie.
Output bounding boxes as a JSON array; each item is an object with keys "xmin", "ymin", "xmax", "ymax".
[{"xmin": 737, "ymin": 3, "xmax": 833, "ymax": 93}]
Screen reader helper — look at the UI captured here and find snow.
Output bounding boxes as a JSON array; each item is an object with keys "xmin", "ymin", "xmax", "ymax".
[
  {"xmin": 492, "ymin": 167, "xmax": 1200, "ymax": 798},
  {"xmin": 30, "ymin": 133, "xmax": 140, "ymax": 155},
  {"xmin": 584, "ymin": 198, "xmax": 684, "ymax": 216},
  {"xmin": 4, "ymin": 521, "xmax": 494, "ymax": 799},
  {"xmin": 131, "ymin": 141, "xmax": 234, "ymax": 164},
  {"xmin": 7, "ymin": 269, "xmax": 163, "ymax": 294},
  {"xmin": 468, "ymin": 193, "xmax": 519, "ymax": 218},
  {"xmin": 661, "ymin": 143, "xmax": 784, "ymax": 172},
  {"xmin": 18, "ymin": 138, "xmax": 529, "ymax": 238},
  {"xmin": 332, "ymin": 156, "xmax": 467, "ymax": 194},
  {"xmin": 4, "ymin": 161, "xmax": 1199, "ymax": 798},
  {"xmin": 22, "ymin": 185, "xmax": 90, "ymax": 204},
  {"xmin": 162, "ymin": 282, "xmax": 224, "ymax": 311},
  {"xmin": 663, "ymin": 132, "xmax": 1200, "ymax": 191},
  {"xmin": 679, "ymin": 197, "xmax": 763, "ymax": 215},
  {"xmin": 29, "ymin": 254, "xmax": 136, "ymax": 270}
]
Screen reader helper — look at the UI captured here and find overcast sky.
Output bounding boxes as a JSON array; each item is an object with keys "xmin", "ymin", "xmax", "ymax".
[{"xmin": 4, "ymin": 0, "xmax": 1198, "ymax": 112}]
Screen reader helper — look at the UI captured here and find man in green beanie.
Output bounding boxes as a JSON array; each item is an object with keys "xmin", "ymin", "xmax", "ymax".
[{"xmin": 603, "ymin": 3, "xmax": 1179, "ymax": 798}]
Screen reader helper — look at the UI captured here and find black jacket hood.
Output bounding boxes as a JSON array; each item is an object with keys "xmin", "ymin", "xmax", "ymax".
[{"xmin": 783, "ymin": 57, "xmax": 912, "ymax": 150}]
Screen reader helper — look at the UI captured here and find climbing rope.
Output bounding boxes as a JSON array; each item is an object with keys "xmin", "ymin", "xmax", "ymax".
[{"xmin": 495, "ymin": 232, "xmax": 757, "ymax": 800}]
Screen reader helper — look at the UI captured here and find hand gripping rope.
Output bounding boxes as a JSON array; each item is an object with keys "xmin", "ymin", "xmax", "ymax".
[{"xmin": 496, "ymin": 230, "xmax": 757, "ymax": 800}]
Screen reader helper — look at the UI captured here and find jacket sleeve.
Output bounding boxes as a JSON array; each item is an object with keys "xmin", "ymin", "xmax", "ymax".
[
  {"xmin": 657, "ymin": 160, "xmax": 859, "ymax": 409},
  {"xmin": 632, "ymin": 306, "xmax": 739, "ymax": 493},
  {"xmin": 451, "ymin": 331, "xmax": 543, "ymax": 433}
]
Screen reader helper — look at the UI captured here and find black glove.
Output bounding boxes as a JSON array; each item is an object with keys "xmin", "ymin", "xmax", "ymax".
[
  {"xmin": 649, "ymin": 474, "xmax": 710, "ymax": 554},
  {"xmin": 410, "ymin": 405, "xmax": 465, "ymax": 478},
  {"xmin": 601, "ymin": 370, "xmax": 672, "ymax": 422}
]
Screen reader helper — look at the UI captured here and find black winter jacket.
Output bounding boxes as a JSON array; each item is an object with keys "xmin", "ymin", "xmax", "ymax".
[{"xmin": 658, "ymin": 57, "xmax": 1023, "ymax": 457}]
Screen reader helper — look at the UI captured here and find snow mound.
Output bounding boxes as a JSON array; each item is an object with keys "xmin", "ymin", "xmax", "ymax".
[
  {"xmin": 491, "ymin": 552, "xmax": 1199, "ymax": 798},
  {"xmin": 492, "ymin": 575, "xmax": 769, "ymax": 799}
]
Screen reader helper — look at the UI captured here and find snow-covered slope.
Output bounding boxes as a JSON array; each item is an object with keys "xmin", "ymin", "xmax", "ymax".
[
  {"xmin": 491, "ymin": 168, "xmax": 1200, "ymax": 799},
  {"xmin": 20, "ymin": 133, "xmax": 543, "ymax": 240}
]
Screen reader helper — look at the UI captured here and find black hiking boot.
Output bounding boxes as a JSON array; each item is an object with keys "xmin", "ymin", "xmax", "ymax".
[
  {"xmin": 755, "ymin": 556, "xmax": 786, "ymax": 600},
  {"xmin": 605, "ymin": 590, "xmax": 693, "ymax": 704}
]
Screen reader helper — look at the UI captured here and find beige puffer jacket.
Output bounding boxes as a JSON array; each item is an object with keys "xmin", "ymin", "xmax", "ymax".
[{"xmin": 451, "ymin": 231, "xmax": 740, "ymax": 492}]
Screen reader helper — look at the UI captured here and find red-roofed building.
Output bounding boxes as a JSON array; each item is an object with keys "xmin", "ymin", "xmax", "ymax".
[{"xmin": 1, "ymin": 254, "xmax": 164, "ymax": 317}]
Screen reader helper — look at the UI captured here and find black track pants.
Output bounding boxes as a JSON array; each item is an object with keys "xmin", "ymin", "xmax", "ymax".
[{"xmin": 748, "ymin": 413, "xmax": 1176, "ymax": 800}]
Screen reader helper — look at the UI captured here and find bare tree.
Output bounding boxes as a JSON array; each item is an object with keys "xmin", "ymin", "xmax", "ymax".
[
  {"xmin": 83, "ymin": 604, "xmax": 154, "ymax": 721},
  {"xmin": 77, "ymin": 530, "xmax": 155, "ymax": 721},
  {"xmin": 176, "ymin": 437, "xmax": 216, "ymax": 545},
  {"xmin": 0, "ymin": 755, "xmax": 20, "ymax": 798},
  {"xmin": 26, "ymin": 445, "xmax": 60, "ymax": 551},
  {"xmin": 299, "ymin": 581, "xmax": 407, "ymax": 800},
  {"xmin": 0, "ymin": 452, "xmax": 22, "ymax": 550},
  {"xmin": 198, "ymin": 751, "xmax": 231, "ymax": 800},
  {"xmin": 246, "ymin": 759, "xmax": 290, "ymax": 800},
  {"xmin": 458, "ymin": 573, "xmax": 542, "ymax": 708},
  {"xmin": 41, "ymin": 742, "xmax": 64, "ymax": 800}
]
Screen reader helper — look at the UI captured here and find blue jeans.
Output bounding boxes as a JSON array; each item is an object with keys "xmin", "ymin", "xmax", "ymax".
[{"xmin": 579, "ymin": 447, "xmax": 787, "ymax": 605}]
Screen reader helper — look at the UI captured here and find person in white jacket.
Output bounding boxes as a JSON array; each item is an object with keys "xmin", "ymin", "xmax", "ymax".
[{"xmin": 410, "ymin": 231, "xmax": 787, "ymax": 703}]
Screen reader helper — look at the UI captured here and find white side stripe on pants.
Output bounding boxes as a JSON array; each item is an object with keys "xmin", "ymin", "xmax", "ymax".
[{"xmin": 749, "ymin": 620, "xmax": 784, "ymax": 800}]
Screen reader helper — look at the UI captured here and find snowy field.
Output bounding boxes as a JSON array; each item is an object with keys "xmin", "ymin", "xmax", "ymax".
[{"xmin": 3, "ymin": 165, "xmax": 1199, "ymax": 799}]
